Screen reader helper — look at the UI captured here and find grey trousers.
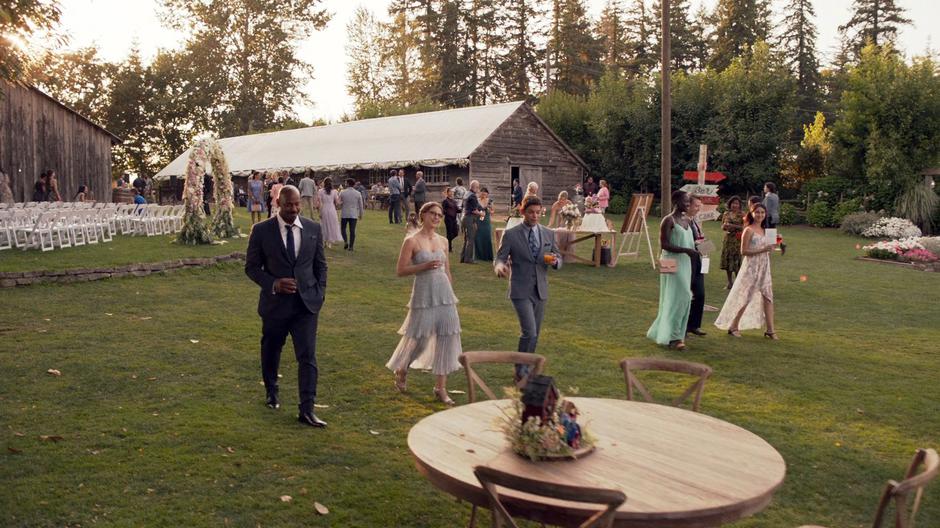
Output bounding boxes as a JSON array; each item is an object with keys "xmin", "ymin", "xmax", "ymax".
[{"xmin": 511, "ymin": 295, "xmax": 546, "ymax": 377}]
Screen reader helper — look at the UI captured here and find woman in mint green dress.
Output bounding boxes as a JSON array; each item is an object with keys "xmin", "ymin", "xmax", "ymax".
[{"xmin": 647, "ymin": 191, "xmax": 697, "ymax": 350}]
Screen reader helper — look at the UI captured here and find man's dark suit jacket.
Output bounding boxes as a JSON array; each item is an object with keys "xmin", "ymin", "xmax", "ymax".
[{"xmin": 245, "ymin": 216, "xmax": 328, "ymax": 318}]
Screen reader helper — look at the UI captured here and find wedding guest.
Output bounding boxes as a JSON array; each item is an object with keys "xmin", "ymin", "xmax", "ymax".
[
  {"xmin": 762, "ymin": 182, "xmax": 779, "ymax": 228},
  {"xmin": 355, "ymin": 180, "xmax": 368, "ymax": 207},
  {"xmin": 714, "ymin": 203, "xmax": 778, "ymax": 339},
  {"xmin": 474, "ymin": 187, "xmax": 494, "ymax": 262},
  {"xmin": 316, "ymin": 177, "xmax": 343, "ymax": 248},
  {"xmin": 338, "ymin": 178, "xmax": 364, "ymax": 251},
  {"xmin": 548, "ymin": 190, "xmax": 571, "ymax": 228},
  {"xmin": 686, "ymin": 196, "xmax": 707, "ymax": 338},
  {"xmin": 264, "ymin": 173, "xmax": 275, "ymax": 217},
  {"xmin": 400, "ymin": 169, "xmax": 412, "ymax": 219},
  {"xmin": 646, "ymin": 190, "xmax": 696, "ymax": 350},
  {"xmin": 202, "ymin": 173, "xmax": 213, "ymax": 215},
  {"xmin": 460, "ymin": 180, "xmax": 485, "ymax": 263},
  {"xmin": 270, "ymin": 177, "xmax": 284, "ymax": 217},
  {"xmin": 388, "ymin": 169, "xmax": 403, "ymax": 224},
  {"xmin": 247, "ymin": 172, "xmax": 266, "ymax": 225},
  {"xmin": 747, "ymin": 195, "xmax": 761, "ymax": 209},
  {"xmin": 583, "ymin": 176, "xmax": 597, "ymax": 197},
  {"xmin": 33, "ymin": 172, "xmax": 48, "ymax": 202},
  {"xmin": 133, "ymin": 188, "xmax": 146, "ymax": 205},
  {"xmin": 74, "ymin": 185, "xmax": 89, "ymax": 203},
  {"xmin": 523, "ymin": 181, "xmax": 539, "ymax": 203},
  {"xmin": 596, "ymin": 179, "xmax": 610, "ymax": 213},
  {"xmin": 413, "ymin": 171, "xmax": 427, "ymax": 213},
  {"xmin": 0, "ymin": 168, "xmax": 14, "ymax": 205},
  {"xmin": 452, "ymin": 177, "xmax": 468, "ymax": 222},
  {"xmin": 47, "ymin": 170, "xmax": 61, "ymax": 201},
  {"xmin": 720, "ymin": 196, "xmax": 744, "ymax": 289},
  {"xmin": 442, "ymin": 188, "xmax": 460, "ymax": 252},
  {"xmin": 511, "ymin": 179, "xmax": 523, "ymax": 208},
  {"xmin": 387, "ymin": 202, "xmax": 462, "ymax": 405},
  {"xmin": 298, "ymin": 171, "xmax": 317, "ymax": 219}
]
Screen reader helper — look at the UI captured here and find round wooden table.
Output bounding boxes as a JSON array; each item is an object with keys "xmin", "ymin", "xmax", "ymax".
[{"xmin": 408, "ymin": 398, "xmax": 786, "ymax": 527}]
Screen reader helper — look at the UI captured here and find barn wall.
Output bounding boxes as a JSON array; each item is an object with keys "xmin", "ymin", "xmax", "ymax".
[
  {"xmin": 0, "ymin": 81, "xmax": 114, "ymax": 202},
  {"xmin": 469, "ymin": 105, "xmax": 584, "ymax": 213}
]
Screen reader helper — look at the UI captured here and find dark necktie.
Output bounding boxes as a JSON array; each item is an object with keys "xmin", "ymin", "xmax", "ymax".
[
  {"xmin": 285, "ymin": 224, "xmax": 295, "ymax": 263},
  {"xmin": 528, "ymin": 226, "xmax": 539, "ymax": 261}
]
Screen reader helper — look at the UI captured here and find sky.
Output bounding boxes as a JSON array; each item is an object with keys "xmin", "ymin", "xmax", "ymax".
[{"xmin": 57, "ymin": 0, "xmax": 937, "ymax": 123}]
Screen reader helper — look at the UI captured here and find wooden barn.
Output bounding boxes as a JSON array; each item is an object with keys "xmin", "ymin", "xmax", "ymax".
[
  {"xmin": 0, "ymin": 80, "xmax": 121, "ymax": 202},
  {"xmin": 154, "ymin": 101, "xmax": 588, "ymax": 208}
]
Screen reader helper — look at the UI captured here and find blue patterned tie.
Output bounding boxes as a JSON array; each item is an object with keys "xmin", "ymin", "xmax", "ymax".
[
  {"xmin": 285, "ymin": 224, "xmax": 295, "ymax": 263},
  {"xmin": 528, "ymin": 226, "xmax": 539, "ymax": 261}
]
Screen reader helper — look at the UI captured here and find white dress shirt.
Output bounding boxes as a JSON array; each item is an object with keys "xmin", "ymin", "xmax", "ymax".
[{"xmin": 276, "ymin": 214, "xmax": 303, "ymax": 258}]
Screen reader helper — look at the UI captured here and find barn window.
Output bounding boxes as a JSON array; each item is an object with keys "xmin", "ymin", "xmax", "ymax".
[{"xmin": 422, "ymin": 165, "xmax": 448, "ymax": 183}]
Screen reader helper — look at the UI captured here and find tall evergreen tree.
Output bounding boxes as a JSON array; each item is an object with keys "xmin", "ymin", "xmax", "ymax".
[
  {"xmin": 651, "ymin": 0, "xmax": 704, "ymax": 73},
  {"xmin": 500, "ymin": 0, "xmax": 545, "ymax": 100},
  {"xmin": 462, "ymin": 0, "xmax": 505, "ymax": 104},
  {"xmin": 708, "ymin": 0, "xmax": 772, "ymax": 71},
  {"xmin": 596, "ymin": 0, "xmax": 629, "ymax": 73},
  {"xmin": 621, "ymin": 0, "xmax": 656, "ymax": 77},
  {"xmin": 839, "ymin": 0, "xmax": 912, "ymax": 56},
  {"xmin": 437, "ymin": 0, "xmax": 472, "ymax": 106},
  {"xmin": 779, "ymin": 0, "xmax": 820, "ymax": 127},
  {"xmin": 549, "ymin": 0, "xmax": 601, "ymax": 95},
  {"xmin": 388, "ymin": 0, "xmax": 441, "ymax": 99},
  {"xmin": 381, "ymin": 10, "xmax": 425, "ymax": 106}
]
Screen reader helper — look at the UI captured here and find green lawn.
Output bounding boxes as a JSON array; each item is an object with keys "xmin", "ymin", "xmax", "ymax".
[{"xmin": 1, "ymin": 209, "xmax": 938, "ymax": 527}]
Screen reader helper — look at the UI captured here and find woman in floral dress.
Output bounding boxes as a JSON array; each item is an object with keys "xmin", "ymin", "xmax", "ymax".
[{"xmin": 719, "ymin": 196, "xmax": 744, "ymax": 289}]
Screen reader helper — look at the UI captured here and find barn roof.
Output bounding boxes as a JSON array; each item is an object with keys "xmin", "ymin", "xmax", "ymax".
[{"xmin": 154, "ymin": 101, "xmax": 587, "ymax": 179}]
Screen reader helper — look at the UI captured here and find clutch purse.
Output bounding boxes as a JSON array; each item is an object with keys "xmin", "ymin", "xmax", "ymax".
[{"xmin": 658, "ymin": 258, "xmax": 678, "ymax": 274}]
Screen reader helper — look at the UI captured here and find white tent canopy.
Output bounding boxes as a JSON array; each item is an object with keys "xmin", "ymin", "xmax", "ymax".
[{"xmin": 154, "ymin": 101, "xmax": 526, "ymax": 179}]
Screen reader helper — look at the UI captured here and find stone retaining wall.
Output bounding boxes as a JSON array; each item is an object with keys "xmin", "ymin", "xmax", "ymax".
[{"xmin": 0, "ymin": 252, "xmax": 247, "ymax": 288}]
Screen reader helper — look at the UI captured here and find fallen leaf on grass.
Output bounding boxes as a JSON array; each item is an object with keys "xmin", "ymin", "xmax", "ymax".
[
  {"xmin": 280, "ymin": 495, "xmax": 292, "ymax": 503},
  {"xmin": 466, "ymin": 449, "xmax": 475, "ymax": 454},
  {"xmin": 105, "ymin": 313, "xmax": 113, "ymax": 316},
  {"xmin": 147, "ymin": 377, "xmax": 157, "ymax": 381},
  {"xmin": 277, "ymin": 374, "xmax": 283, "ymax": 378},
  {"xmin": 226, "ymin": 446, "xmax": 235, "ymax": 453},
  {"xmin": 39, "ymin": 435, "xmax": 64, "ymax": 442},
  {"xmin": 140, "ymin": 316, "xmax": 152, "ymax": 321},
  {"xmin": 8, "ymin": 446, "xmax": 22, "ymax": 454},
  {"xmin": 314, "ymin": 502, "xmax": 329, "ymax": 515},
  {"xmin": 43, "ymin": 318, "xmax": 51, "ymax": 322},
  {"xmin": 13, "ymin": 432, "xmax": 24, "ymax": 437},
  {"xmin": 131, "ymin": 375, "xmax": 138, "ymax": 379},
  {"xmin": 189, "ymin": 339, "xmax": 199, "ymax": 344},
  {"xmin": 447, "ymin": 389, "xmax": 465, "ymax": 394},
  {"xmin": 46, "ymin": 369, "xmax": 61, "ymax": 376},
  {"xmin": 369, "ymin": 430, "xmax": 381, "ymax": 435},
  {"xmin": 856, "ymin": 408, "xmax": 865, "ymax": 415},
  {"xmin": 38, "ymin": 329, "xmax": 47, "ymax": 333},
  {"xmin": 313, "ymin": 404, "xmax": 329, "ymax": 409}
]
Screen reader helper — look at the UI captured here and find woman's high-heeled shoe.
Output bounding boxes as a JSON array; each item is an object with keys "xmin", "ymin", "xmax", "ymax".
[
  {"xmin": 727, "ymin": 329, "xmax": 742, "ymax": 338},
  {"xmin": 394, "ymin": 370, "xmax": 407, "ymax": 393},
  {"xmin": 764, "ymin": 331, "xmax": 779, "ymax": 340},
  {"xmin": 433, "ymin": 388, "xmax": 455, "ymax": 406}
]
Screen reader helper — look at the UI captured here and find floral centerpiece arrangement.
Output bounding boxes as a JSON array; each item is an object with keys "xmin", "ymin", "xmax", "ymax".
[
  {"xmin": 499, "ymin": 378, "xmax": 594, "ymax": 461},
  {"xmin": 584, "ymin": 195, "xmax": 601, "ymax": 214},
  {"xmin": 559, "ymin": 202, "xmax": 582, "ymax": 229}
]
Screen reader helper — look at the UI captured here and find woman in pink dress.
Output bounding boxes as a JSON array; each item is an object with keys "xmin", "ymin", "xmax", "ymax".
[
  {"xmin": 596, "ymin": 180, "xmax": 610, "ymax": 213},
  {"xmin": 316, "ymin": 177, "xmax": 343, "ymax": 248}
]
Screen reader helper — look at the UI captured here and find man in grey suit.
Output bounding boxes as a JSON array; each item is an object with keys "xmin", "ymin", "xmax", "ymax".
[
  {"xmin": 245, "ymin": 186, "xmax": 329, "ymax": 428},
  {"xmin": 387, "ymin": 169, "xmax": 403, "ymax": 224},
  {"xmin": 413, "ymin": 170, "xmax": 427, "ymax": 213},
  {"xmin": 495, "ymin": 196, "xmax": 561, "ymax": 381},
  {"xmin": 339, "ymin": 178, "xmax": 364, "ymax": 251}
]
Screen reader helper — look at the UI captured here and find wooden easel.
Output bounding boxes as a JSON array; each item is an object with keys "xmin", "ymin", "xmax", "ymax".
[{"xmin": 617, "ymin": 194, "xmax": 656, "ymax": 269}]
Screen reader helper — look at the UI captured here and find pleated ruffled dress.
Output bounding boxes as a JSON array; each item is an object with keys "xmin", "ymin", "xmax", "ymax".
[{"xmin": 386, "ymin": 249, "xmax": 462, "ymax": 375}]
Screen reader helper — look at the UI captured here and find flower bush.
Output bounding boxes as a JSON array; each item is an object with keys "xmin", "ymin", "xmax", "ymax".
[
  {"xmin": 917, "ymin": 236, "xmax": 940, "ymax": 255},
  {"xmin": 807, "ymin": 201, "xmax": 834, "ymax": 227},
  {"xmin": 840, "ymin": 211, "xmax": 884, "ymax": 235},
  {"xmin": 862, "ymin": 217, "xmax": 922, "ymax": 239},
  {"xmin": 903, "ymin": 248, "xmax": 939, "ymax": 263}
]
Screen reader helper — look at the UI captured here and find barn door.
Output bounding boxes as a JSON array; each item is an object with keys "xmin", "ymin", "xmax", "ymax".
[{"xmin": 520, "ymin": 166, "xmax": 543, "ymax": 198}]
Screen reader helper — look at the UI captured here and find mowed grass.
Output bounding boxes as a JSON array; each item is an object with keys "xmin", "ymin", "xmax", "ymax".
[{"xmin": 1, "ymin": 208, "xmax": 938, "ymax": 527}]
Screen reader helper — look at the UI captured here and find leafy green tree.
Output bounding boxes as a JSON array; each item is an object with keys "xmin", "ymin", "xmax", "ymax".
[
  {"xmin": 831, "ymin": 44, "xmax": 940, "ymax": 225},
  {"xmin": 0, "ymin": 0, "xmax": 64, "ymax": 86},
  {"xmin": 780, "ymin": 111, "xmax": 831, "ymax": 190},
  {"xmin": 708, "ymin": 0, "xmax": 772, "ymax": 71},
  {"xmin": 621, "ymin": 0, "xmax": 656, "ymax": 77},
  {"xmin": 161, "ymin": 0, "xmax": 330, "ymax": 136},
  {"xmin": 346, "ymin": 6, "xmax": 393, "ymax": 116},
  {"xmin": 839, "ymin": 0, "xmax": 911, "ymax": 56},
  {"xmin": 32, "ymin": 46, "xmax": 113, "ymax": 123}
]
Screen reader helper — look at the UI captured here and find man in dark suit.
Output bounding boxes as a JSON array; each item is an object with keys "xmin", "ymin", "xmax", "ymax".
[
  {"xmin": 495, "ymin": 196, "xmax": 561, "ymax": 380},
  {"xmin": 245, "ymin": 186, "xmax": 329, "ymax": 428},
  {"xmin": 387, "ymin": 169, "xmax": 402, "ymax": 224},
  {"xmin": 460, "ymin": 180, "xmax": 484, "ymax": 263},
  {"xmin": 686, "ymin": 196, "xmax": 707, "ymax": 337}
]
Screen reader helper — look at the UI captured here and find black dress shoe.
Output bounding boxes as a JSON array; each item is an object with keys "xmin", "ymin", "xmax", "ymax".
[
  {"xmin": 689, "ymin": 328, "xmax": 707, "ymax": 337},
  {"xmin": 265, "ymin": 394, "xmax": 280, "ymax": 409},
  {"xmin": 297, "ymin": 412, "xmax": 327, "ymax": 428}
]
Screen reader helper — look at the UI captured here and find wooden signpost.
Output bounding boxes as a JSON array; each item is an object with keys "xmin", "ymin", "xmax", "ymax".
[
  {"xmin": 617, "ymin": 193, "xmax": 656, "ymax": 269},
  {"xmin": 681, "ymin": 145, "xmax": 721, "ymax": 222}
]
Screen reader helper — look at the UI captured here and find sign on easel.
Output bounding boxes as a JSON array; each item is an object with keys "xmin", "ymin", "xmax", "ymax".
[{"xmin": 617, "ymin": 193, "xmax": 656, "ymax": 269}]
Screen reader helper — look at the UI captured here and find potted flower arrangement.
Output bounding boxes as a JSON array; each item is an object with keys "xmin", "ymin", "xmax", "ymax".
[
  {"xmin": 584, "ymin": 195, "xmax": 601, "ymax": 214},
  {"xmin": 559, "ymin": 203, "xmax": 581, "ymax": 230}
]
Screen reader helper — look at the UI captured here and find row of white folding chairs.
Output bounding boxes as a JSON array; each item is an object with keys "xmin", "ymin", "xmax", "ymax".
[
  {"xmin": 129, "ymin": 204, "xmax": 184, "ymax": 236},
  {"xmin": 0, "ymin": 209, "xmax": 114, "ymax": 251}
]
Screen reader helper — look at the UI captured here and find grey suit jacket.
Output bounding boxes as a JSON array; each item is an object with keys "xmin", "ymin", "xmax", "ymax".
[
  {"xmin": 496, "ymin": 223, "xmax": 559, "ymax": 300},
  {"xmin": 387, "ymin": 176, "xmax": 403, "ymax": 196},
  {"xmin": 339, "ymin": 188, "xmax": 363, "ymax": 219}
]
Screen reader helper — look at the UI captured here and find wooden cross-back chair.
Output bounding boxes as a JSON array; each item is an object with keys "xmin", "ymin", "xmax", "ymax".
[
  {"xmin": 619, "ymin": 358, "xmax": 713, "ymax": 412},
  {"xmin": 798, "ymin": 448, "xmax": 939, "ymax": 528},
  {"xmin": 458, "ymin": 351, "xmax": 546, "ymax": 403},
  {"xmin": 474, "ymin": 465, "xmax": 627, "ymax": 528}
]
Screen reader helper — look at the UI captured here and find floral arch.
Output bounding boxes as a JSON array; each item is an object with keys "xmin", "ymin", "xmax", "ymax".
[{"xmin": 176, "ymin": 137, "xmax": 239, "ymax": 245}]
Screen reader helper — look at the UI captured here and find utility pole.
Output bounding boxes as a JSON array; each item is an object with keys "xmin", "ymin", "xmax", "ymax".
[{"xmin": 660, "ymin": 0, "xmax": 672, "ymax": 214}]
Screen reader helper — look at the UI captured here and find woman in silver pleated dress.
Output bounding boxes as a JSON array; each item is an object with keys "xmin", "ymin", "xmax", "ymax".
[{"xmin": 386, "ymin": 202, "xmax": 462, "ymax": 405}]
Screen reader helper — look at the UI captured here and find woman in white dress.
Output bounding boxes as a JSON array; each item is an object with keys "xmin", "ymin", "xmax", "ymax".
[
  {"xmin": 387, "ymin": 202, "xmax": 462, "ymax": 405},
  {"xmin": 714, "ymin": 203, "xmax": 778, "ymax": 339},
  {"xmin": 315, "ymin": 177, "xmax": 343, "ymax": 248}
]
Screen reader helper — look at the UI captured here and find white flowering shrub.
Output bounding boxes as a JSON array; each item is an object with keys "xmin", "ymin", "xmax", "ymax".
[{"xmin": 862, "ymin": 217, "xmax": 922, "ymax": 238}]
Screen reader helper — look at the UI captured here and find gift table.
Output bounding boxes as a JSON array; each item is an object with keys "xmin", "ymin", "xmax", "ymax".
[{"xmin": 556, "ymin": 213, "xmax": 616, "ymax": 268}]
